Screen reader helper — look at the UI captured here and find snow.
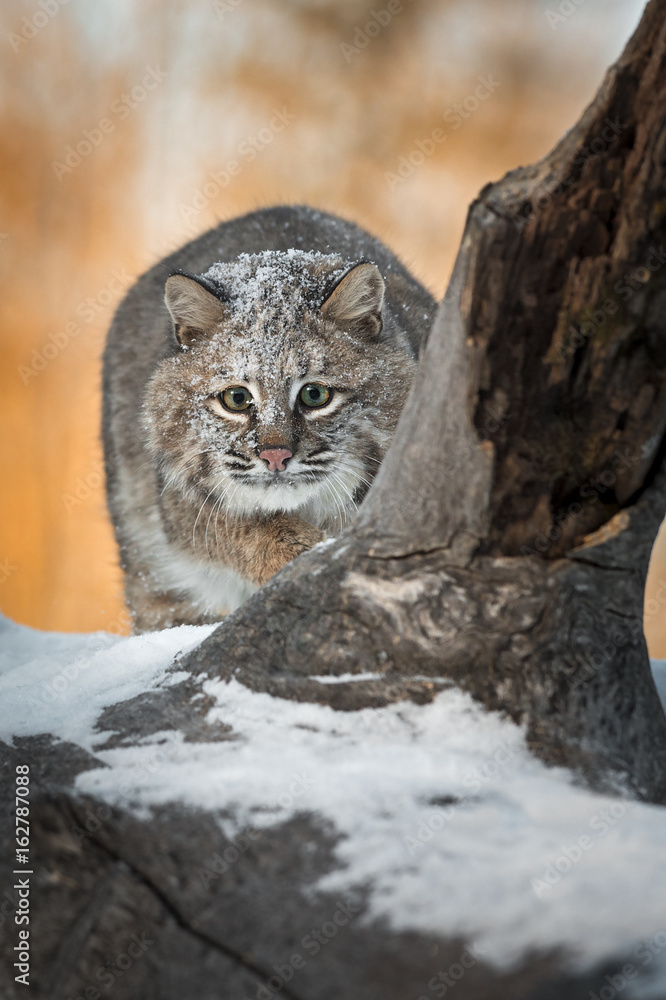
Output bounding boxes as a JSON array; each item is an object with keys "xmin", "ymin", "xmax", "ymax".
[
  {"xmin": 202, "ymin": 249, "xmax": 348, "ymax": 327},
  {"xmin": 0, "ymin": 616, "xmax": 216, "ymax": 749},
  {"xmin": 1, "ymin": 614, "xmax": 666, "ymax": 990},
  {"xmin": 310, "ymin": 671, "xmax": 384, "ymax": 684}
]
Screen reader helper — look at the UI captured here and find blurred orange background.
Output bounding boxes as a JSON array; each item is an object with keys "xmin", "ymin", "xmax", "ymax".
[{"xmin": 1, "ymin": 0, "xmax": 665, "ymax": 652}]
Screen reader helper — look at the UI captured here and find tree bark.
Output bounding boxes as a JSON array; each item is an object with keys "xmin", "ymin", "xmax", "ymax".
[{"xmin": 184, "ymin": 0, "xmax": 666, "ymax": 803}]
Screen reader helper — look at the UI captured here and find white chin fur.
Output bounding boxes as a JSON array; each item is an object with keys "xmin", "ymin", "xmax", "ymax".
[
  {"xmin": 225, "ymin": 479, "xmax": 323, "ymax": 514},
  {"xmin": 218, "ymin": 465, "xmax": 364, "ymax": 518}
]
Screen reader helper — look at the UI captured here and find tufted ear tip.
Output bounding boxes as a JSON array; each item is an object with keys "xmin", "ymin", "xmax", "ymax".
[
  {"xmin": 320, "ymin": 261, "xmax": 385, "ymax": 338},
  {"xmin": 164, "ymin": 273, "xmax": 229, "ymax": 347}
]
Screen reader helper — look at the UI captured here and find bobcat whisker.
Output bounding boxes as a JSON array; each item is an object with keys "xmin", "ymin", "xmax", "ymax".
[
  {"xmin": 332, "ymin": 459, "xmax": 374, "ymax": 492},
  {"xmin": 329, "ymin": 470, "xmax": 359, "ymax": 514},
  {"xmin": 208, "ymin": 481, "xmax": 232, "ymax": 558},
  {"xmin": 204, "ymin": 481, "xmax": 231, "ymax": 560},
  {"xmin": 160, "ymin": 461, "xmax": 197, "ymax": 496},
  {"xmin": 193, "ymin": 475, "xmax": 228, "ymax": 548},
  {"xmin": 323, "ymin": 477, "xmax": 347, "ymax": 533},
  {"xmin": 221, "ymin": 480, "xmax": 243, "ymax": 550}
]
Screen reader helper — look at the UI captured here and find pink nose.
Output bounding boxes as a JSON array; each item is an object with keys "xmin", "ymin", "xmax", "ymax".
[{"xmin": 259, "ymin": 447, "xmax": 293, "ymax": 472}]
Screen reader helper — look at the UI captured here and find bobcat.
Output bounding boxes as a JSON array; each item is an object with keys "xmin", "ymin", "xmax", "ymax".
[{"xmin": 103, "ymin": 206, "xmax": 435, "ymax": 632}]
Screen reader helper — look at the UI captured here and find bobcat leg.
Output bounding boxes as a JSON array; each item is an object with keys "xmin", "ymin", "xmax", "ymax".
[{"xmin": 125, "ymin": 574, "xmax": 228, "ymax": 634}]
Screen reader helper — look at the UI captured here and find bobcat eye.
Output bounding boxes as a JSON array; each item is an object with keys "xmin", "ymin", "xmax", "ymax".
[
  {"xmin": 221, "ymin": 386, "xmax": 252, "ymax": 411},
  {"xmin": 300, "ymin": 384, "xmax": 331, "ymax": 408}
]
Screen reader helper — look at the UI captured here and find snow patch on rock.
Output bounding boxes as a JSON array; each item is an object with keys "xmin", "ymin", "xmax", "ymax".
[{"xmin": 1, "ymin": 614, "xmax": 665, "ymax": 983}]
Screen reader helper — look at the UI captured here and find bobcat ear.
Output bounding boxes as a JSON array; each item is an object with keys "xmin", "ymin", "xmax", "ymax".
[
  {"xmin": 321, "ymin": 261, "xmax": 385, "ymax": 338},
  {"xmin": 165, "ymin": 273, "xmax": 229, "ymax": 347}
]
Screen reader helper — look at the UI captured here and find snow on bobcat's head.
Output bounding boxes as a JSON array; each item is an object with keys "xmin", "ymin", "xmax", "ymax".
[{"xmin": 143, "ymin": 249, "xmax": 416, "ymax": 529}]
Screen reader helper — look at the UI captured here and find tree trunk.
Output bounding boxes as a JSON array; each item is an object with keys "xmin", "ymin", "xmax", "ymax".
[{"xmin": 185, "ymin": 0, "xmax": 666, "ymax": 802}]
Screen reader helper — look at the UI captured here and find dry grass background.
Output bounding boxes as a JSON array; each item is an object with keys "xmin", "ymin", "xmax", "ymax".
[{"xmin": 1, "ymin": 0, "xmax": 664, "ymax": 652}]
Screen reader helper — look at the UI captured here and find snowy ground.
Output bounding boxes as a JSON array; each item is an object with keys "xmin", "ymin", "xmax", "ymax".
[{"xmin": 1, "ymin": 614, "xmax": 666, "ymax": 995}]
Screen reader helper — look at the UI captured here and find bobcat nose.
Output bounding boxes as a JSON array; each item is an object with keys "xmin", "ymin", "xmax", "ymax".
[{"xmin": 259, "ymin": 447, "xmax": 293, "ymax": 472}]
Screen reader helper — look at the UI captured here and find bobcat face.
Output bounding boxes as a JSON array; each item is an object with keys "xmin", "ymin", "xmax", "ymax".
[{"xmin": 143, "ymin": 251, "xmax": 415, "ymax": 529}]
